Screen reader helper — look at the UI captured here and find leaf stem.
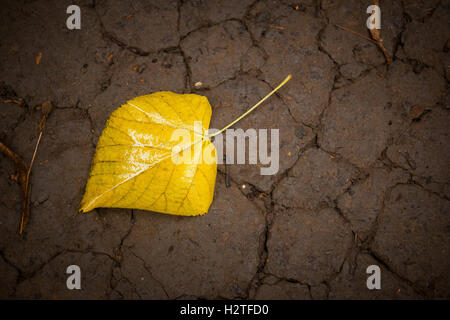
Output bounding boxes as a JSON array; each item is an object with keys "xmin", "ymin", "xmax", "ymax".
[{"xmin": 207, "ymin": 74, "xmax": 292, "ymax": 138}]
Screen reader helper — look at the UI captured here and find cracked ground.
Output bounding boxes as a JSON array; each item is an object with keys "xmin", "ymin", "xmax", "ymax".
[{"xmin": 0, "ymin": 0, "xmax": 449, "ymax": 299}]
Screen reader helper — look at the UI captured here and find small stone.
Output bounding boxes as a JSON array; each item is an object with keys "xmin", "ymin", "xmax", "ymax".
[{"xmin": 409, "ymin": 105, "xmax": 425, "ymax": 120}]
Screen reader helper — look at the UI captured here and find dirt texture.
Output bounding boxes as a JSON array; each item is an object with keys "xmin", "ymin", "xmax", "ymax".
[{"xmin": 0, "ymin": 0, "xmax": 449, "ymax": 299}]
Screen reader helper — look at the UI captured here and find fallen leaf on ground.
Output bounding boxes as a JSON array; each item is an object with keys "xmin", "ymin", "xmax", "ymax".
[
  {"xmin": 79, "ymin": 92, "xmax": 217, "ymax": 216},
  {"xmin": 80, "ymin": 75, "xmax": 292, "ymax": 216}
]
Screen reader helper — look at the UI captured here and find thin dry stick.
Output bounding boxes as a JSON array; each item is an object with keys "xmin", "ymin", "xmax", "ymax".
[
  {"xmin": 3, "ymin": 99, "xmax": 24, "ymax": 105},
  {"xmin": 335, "ymin": 24, "xmax": 378, "ymax": 44},
  {"xmin": 0, "ymin": 142, "xmax": 28, "ymax": 187},
  {"xmin": 0, "ymin": 141, "xmax": 30, "ymax": 236},
  {"xmin": 19, "ymin": 131, "xmax": 42, "ymax": 234},
  {"xmin": 335, "ymin": 1, "xmax": 391, "ymax": 65},
  {"xmin": 19, "ymin": 101, "xmax": 53, "ymax": 235},
  {"xmin": 369, "ymin": 0, "xmax": 391, "ymax": 64}
]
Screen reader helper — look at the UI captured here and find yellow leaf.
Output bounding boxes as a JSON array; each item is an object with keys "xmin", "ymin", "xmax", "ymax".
[
  {"xmin": 80, "ymin": 75, "xmax": 292, "ymax": 216},
  {"xmin": 79, "ymin": 92, "xmax": 217, "ymax": 216}
]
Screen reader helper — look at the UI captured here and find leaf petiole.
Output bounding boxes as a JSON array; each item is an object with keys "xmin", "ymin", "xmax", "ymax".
[{"xmin": 207, "ymin": 74, "xmax": 292, "ymax": 138}]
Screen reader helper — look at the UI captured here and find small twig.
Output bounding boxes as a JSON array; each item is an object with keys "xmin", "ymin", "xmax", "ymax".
[
  {"xmin": 0, "ymin": 142, "xmax": 28, "ymax": 187},
  {"xmin": 20, "ymin": 101, "xmax": 53, "ymax": 233},
  {"xmin": 0, "ymin": 141, "xmax": 30, "ymax": 237},
  {"xmin": 335, "ymin": 24, "xmax": 378, "ymax": 44},
  {"xmin": 1, "ymin": 101, "xmax": 53, "ymax": 237},
  {"xmin": 19, "ymin": 131, "xmax": 42, "ymax": 235},
  {"xmin": 27, "ymin": 132, "xmax": 42, "ymax": 181},
  {"xmin": 369, "ymin": 0, "xmax": 392, "ymax": 64},
  {"xmin": 335, "ymin": 1, "xmax": 391, "ymax": 65},
  {"xmin": 3, "ymin": 99, "xmax": 24, "ymax": 105},
  {"xmin": 370, "ymin": 29, "xmax": 391, "ymax": 64},
  {"xmin": 269, "ymin": 24, "xmax": 285, "ymax": 31},
  {"xmin": 19, "ymin": 101, "xmax": 52, "ymax": 235}
]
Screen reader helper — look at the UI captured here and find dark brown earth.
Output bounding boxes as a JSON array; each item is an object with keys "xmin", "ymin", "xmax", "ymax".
[{"xmin": 0, "ymin": 0, "xmax": 449, "ymax": 299}]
